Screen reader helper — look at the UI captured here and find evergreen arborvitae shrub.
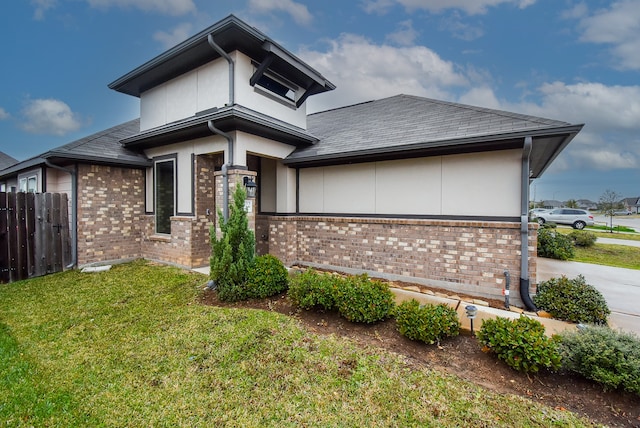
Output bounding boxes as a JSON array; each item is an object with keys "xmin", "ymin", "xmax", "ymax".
[
  {"xmin": 559, "ymin": 326, "xmax": 640, "ymax": 395},
  {"xmin": 246, "ymin": 254, "xmax": 289, "ymax": 299},
  {"xmin": 477, "ymin": 316, "xmax": 562, "ymax": 373},
  {"xmin": 537, "ymin": 225, "xmax": 575, "ymax": 260},
  {"xmin": 287, "ymin": 269, "xmax": 337, "ymax": 310},
  {"xmin": 210, "ymin": 185, "xmax": 255, "ymax": 302},
  {"xmin": 333, "ymin": 274, "xmax": 395, "ymax": 323},
  {"xmin": 394, "ymin": 300, "xmax": 460, "ymax": 345},
  {"xmin": 534, "ymin": 275, "xmax": 610, "ymax": 325}
]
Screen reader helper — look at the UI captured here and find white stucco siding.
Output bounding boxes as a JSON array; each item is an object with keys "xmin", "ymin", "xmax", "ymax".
[
  {"xmin": 374, "ymin": 158, "xmax": 442, "ymax": 214},
  {"xmin": 260, "ymin": 158, "xmax": 277, "ymax": 212},
  {"xmin": 234, "ymin": 52, "xmax": 307, "ymax": 129},
  {"xmin": 235, "ymin": 132, "xmax": 296, "ymax": 166},
  {"xmin": 276, "ymin": 162, "xmax": 297, "ymax": 213},
  {"xmin": 140, "ymin": 59, "xmax": 229, "ymax": 131},
  {"xmin": 323, "ymin": 164, "xmax": 376, "ymax": 213},
  {"xmin": 298, "ymin": 150, "xmax": 521, "ymax": 217},
  {"xmin": 45, "ymin": 168, "xmax": 72, "ymax": 194},
  {"xmin": 144, "ymin": 135, "xmax": 227, "ymax": 214},
  {"xmin": 441, "ymin": 150, "xmax": 521, "ymax": 216}
]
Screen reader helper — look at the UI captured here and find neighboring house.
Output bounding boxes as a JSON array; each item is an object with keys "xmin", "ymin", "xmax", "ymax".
[
  {"xmin": 576, "ymin": 199, "xmax": 597, "ymax": 211},
  {"xmin": 1, "ymin": 15, "xmax": 583, "ymax": 309},
  {"xmin": 620, "ymin": 197, "xmax": 640, "ymax": 214},
  {"xmin": 541, "ymin": 200, "xmax": 563, "ymax": 209},
  {"xmin": 0, "ymin": 152, "xmax": 18, "ymax": 191}
]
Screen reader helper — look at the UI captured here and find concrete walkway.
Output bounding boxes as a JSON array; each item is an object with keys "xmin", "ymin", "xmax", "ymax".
[{"xmin": 537, "ymin": 258, "xmax": 640, "ymax": 335}]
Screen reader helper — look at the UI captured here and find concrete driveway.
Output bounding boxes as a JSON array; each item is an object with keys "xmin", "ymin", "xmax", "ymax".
[{"xmin": 537, "ymin": 258, "xmax": 640, "ymax": 335}]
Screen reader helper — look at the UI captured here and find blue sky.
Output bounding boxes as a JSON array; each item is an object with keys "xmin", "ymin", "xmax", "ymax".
[{"xmin": 1, "ymin": 0, "xmax": 638, "ymax": 202}]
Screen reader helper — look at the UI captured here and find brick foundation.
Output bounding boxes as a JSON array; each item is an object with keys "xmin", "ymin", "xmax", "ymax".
[{"xmin": 257, "ymin": 215, "xmax": 538, "ymax": 306}]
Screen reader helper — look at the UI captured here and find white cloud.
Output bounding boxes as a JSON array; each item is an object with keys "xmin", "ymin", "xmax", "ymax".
[
  {"xmin": 570, "ymin": 0, "xmax": 640, "ymax": 70},
  {"xmin": 386, "ymin": 20, "xmax": 419, "ymax": 46},
  {"xmin": 456, "ymin": 81, "xmax": 640, "ymax": 171},
  {"xmin": 153, "ymin": 22, "xmax": 193, "ymax": 49},
  {"xmin": 31, "ymin": 0, "xmax": 56, "ymax": 20},
  {"xmin": 362, "ymin": 0, "xmax": 536, "ymax": 15},
  {"xmin": 85, "ymin": 0, "xmax": 196, "ymax": 16},
  {"xmin": 20, "ymin": 99, "xmax": 82, "ymax": 136},
  {"xmin": 300, "ymin": 34, "xmax": 468, "ymax": 112},
  {"xmin": 0, "ymin": 107, "xmax": 9, "ymax": 120},
  {"xmin": 248, "ymin": 0, "xmax": 313, "ymax": 25},
  {"xmin": 439, "ymin": 11, "xmax": 484, "ymax": 40}
]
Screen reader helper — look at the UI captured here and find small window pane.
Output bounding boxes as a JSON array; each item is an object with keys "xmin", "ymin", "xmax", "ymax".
[{"xmin": 27, "ymin": 176, "xmax": 37, "ymax": 193}]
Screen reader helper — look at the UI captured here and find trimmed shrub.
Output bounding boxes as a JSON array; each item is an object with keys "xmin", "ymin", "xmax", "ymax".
[
  {"xmin": 568, "ymin": 230, "xmax": 597, "ymax": 247},
  {"xmin": 559, "ymin": 326, "xmax": 640, "ymax": 394},
  {"xmin": 537, "ymin": 226, "xmax": 574, "ymax": 260},
  {"xmin": 246, "ymin": 255, "xmax": 289, "ymax": 299},
  {"xmin": 394, "ymin": 300, "xmax": 460, "ymax": 345},
  {"xmin": 534, "ymin": 275, "xmax": 609, "ymax": 325},
  {"xmin": 477, "ymin": 316, "xmax": 562, "ymax": 373},
  {"xmin": 210, "ymin": 186, "xmax": 255, "ymax": 302},
  {"xmin": 333, "ymin": 274, "xmax": 395, "ymax": 324},
  {"xmin": 287, "ymin": 269, "xmax": 337, "ymax": 310}
]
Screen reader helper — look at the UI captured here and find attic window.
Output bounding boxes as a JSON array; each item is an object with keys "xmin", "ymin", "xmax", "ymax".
[{"xmin": 251, "ymin": 61, "xmax": 298, "ymax": 104}]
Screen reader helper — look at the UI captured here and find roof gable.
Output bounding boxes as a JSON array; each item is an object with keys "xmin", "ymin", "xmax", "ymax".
[{"xmin": 0, "ymin": 152, "xmax": 18, "ymax": 171}]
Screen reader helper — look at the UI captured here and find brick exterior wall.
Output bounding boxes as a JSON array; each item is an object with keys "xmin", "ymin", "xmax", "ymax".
[
  {"xmin": 140, "ymin": 154, "xmax": 217, "ymax": 268},
  {"xmin": 77, "ymin": 164, "xmax": 145, "ymax": 265},
  {"xmin": 257, "ymin": 215, "xmax": 538, "ymax": 306}
]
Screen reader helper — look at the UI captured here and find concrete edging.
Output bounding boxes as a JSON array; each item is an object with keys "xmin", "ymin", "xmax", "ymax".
[{"xmin": 391, "ymin": 288, "xmax": 579, "ymax": 337}]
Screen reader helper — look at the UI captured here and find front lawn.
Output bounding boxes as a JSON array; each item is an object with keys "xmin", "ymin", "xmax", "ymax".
[{"xmin": 0, "ymin": 261, "xmax": 593, "ymax": 427}]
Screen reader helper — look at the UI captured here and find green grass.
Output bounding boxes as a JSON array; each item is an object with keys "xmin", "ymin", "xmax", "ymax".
[
  {"xmin": 587, "ymin": 224, "xmax": 637, "ymax": 233},
  {"xmin": 573, "ymin": 244, "xmax": 640, "ymax": 270},
  {"xmin": 0, "ymin": 261, "xmax": 595, "ymax": 427}
]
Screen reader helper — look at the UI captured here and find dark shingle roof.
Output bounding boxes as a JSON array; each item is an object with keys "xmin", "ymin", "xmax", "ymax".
[
  {"xmin": 284, "ymin": 94, "xmax": 583, "ymax": 177},
  {"xmin": 49, "ymin": 118, "xmax": 149, "ymax": 165},
  {"xmin": 0, "ymin": 119, "xmax": 149, "ymax": 178},
  {"xmin": 0, "ymin": 152, "xmax": 18, "ymax": 170},
  {"xmin": 288, "ymin": 95, "xmax": 574, "ymax": 161}
]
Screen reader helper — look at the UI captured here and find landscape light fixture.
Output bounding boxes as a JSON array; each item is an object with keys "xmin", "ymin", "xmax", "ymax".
[
  {"xmin": 465, "ymin": 305, "xmax": 478, "ymax": 336},
  {"xmin": 243, "ymin": 176, "xmax": 257, "ymax": 199}
]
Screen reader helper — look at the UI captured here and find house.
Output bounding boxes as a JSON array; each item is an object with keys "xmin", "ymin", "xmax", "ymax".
[
  {"xmin": 0, "ymin": 15, "xmax": 583, "ymax": 309},
  {"xmin": 621, "ymin": 197, "xmax": 640, "ymax": 214},
  {"xmin": 0, "ymin": 152, "xmax": 18, "ymax": 191}
]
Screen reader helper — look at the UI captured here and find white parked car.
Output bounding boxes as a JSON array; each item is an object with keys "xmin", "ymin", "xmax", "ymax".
[
  {"xmin": 536, "ymin": 208, "xmax": 594, "ymax": 230},
  {"xmin": 613, "ymin": 209, "xmax": 632, "ymax": 216}
]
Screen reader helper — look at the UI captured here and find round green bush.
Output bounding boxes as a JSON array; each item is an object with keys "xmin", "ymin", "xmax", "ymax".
[
  {"xmin": 568, "ymin": 230, "xmax": 597, "ymax": 247},
  {"xmin": 534, "ymin": 275, "xmax": 609, "ymax": 325},
  {"xmin": 333, "ymin": 274, "xmax": 395, "ymax": 323},
  {"xmin": 559, "ymin": 326, "xmax": 640, "ymax": 394},
  {"xmin": 394, "ymin": 300, "xmax": 460, "ymax": 345},
  {"xmin": 246, "ymin": 254, "xmax": 289, "ymax": 299},
  {"xmin": 537, "ymin": 226, "xmax": 575, "ymax": 260},
  {"xmin": 477, "ymin": 316, "xmax": 562, "ymax": 373},
  {"xmin": 287, "ymin": 269, "xmax": 337, "ymax": 310}
]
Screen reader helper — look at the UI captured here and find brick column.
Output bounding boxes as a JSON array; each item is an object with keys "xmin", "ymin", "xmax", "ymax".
[{"xmin": 213, "ymin": 169, "xmax": 257, "ymax": 237}]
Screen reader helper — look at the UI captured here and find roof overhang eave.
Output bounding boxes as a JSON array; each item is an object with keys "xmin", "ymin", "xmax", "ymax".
[{"xmin": 121, "ymin": 108, "xmax": 318, "ymax": 150}]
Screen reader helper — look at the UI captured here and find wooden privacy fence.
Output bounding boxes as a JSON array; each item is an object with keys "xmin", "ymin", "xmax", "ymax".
[{"xmin": 0, "ymin": 192, "xmax": 71, "ymax": 283}]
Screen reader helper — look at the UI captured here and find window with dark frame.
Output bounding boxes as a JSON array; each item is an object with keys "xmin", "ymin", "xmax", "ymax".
[{"xmin": 155, "ymin": 159, "xmax": 175, "ymax": 234}]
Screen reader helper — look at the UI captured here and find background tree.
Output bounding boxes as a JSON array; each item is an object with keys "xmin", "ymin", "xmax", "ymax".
[
  {"xmin": 565, "ymin": 199, "xmax": 578, "ymax": 208},
  {"xmin": 598, "ymin": 189, "xmax": 623, "ymax": 232}
]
